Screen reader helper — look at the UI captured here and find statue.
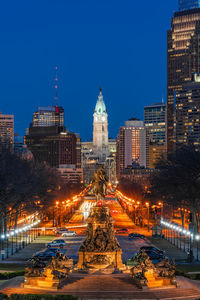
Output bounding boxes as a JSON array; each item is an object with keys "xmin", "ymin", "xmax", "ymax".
[
  {"xmin": 130, "ymin": 251, "xmax": 177, "ymax": 288},
  {"xmin": 92, "ymin": 166, "xmax": 108, "ymax": 200},
  {"xmin": 25, "ymin": 257, "xmax": 45, "ymax": 278},
  {"xmin": 77, "ymin": 206, "xmax": 124, "ymax": 270},
  {"xmin": 23, "ymin": 252, "xmax": 73, "ymax": 290}
]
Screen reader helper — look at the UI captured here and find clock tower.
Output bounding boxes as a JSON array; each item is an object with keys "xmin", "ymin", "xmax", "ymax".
[{"xmin": 93, "ymin": 87, "xmax": 109, "ymax": 161}]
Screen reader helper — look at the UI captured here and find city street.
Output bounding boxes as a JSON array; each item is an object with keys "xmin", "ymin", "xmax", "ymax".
[{"xmin": 0, "ymin": 195, "xmax": 188, "ymax": 265}]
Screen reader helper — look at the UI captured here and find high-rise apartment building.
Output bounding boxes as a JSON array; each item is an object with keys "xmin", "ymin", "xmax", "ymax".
[
  {"xmin": 179, "ymin": 0, "xmax": 200, "ymax": 11},
  {"xmin": 144, "ymin": 103, "xmax": 167, "ymax": 168},
  {"xmin": 0, "ymin": 113, "xmax": 14, "ymax": 150},
  {"xmin": 167, "ymin": 8, "xmax": 200, "ymax": 151},
  {"xmin": 175, "ymin": 73, "xmax": 200, "ymax": 146},
  {"xmin": 116, "ymin": 119, "xmax": 148, "ymax": 179},
  {"xmin": 32, "ymin": 106, "xmax": 64, "ymax": 127}
]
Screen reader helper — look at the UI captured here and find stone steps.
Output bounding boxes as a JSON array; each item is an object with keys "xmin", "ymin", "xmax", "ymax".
[
  {"xmin": 62, "ymin": 276, "xmax": 138, "ymax": 292},
  {"xmin": 3, "ymin": 288, "xmax": 200, "ymax": 299}
]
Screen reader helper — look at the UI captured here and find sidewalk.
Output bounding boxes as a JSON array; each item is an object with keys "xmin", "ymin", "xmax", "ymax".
[
  {"xmin": 132, "ymin": 225, "xmax": 188, "ymax": 262},
  {"xmin": 148, "ymin": 236, "xmax": 188, "ymax": 262},
  {"xmin": 0, "ymin": 236, "xmax": 52, "ymax": 263}
]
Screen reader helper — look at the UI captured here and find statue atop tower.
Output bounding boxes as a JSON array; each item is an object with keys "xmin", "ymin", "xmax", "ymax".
[{"xmin": 93, "ymin": 87, "xmax": 109, "ymax": 161}]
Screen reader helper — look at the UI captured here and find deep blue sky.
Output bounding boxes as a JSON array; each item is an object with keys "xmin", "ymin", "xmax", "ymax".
[{"xmin": 0, "ymin": 0, "xmax": 177, "ymax": 141}]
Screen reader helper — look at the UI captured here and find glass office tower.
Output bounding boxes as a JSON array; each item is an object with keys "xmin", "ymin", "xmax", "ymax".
[
  {"xmin": 167, "ymin": 8, "xmax": 200, "ymax": 152},
  {"xmin": 179, "ymin": 0, "xmax": 200, "ymax": 11}
]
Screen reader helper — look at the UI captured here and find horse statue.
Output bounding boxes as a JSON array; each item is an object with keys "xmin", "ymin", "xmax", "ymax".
[{"xmin": 92, "ymin": 167, "xmax": 108, "ymax": 200}]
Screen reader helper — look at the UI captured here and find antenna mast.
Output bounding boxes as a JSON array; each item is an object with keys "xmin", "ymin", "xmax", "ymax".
[{"xmin": 54, "ymin": 66, "xmax": 58, "ymax": 106}]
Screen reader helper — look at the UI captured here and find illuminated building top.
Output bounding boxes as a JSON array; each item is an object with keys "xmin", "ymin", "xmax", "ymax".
[{"xmin": 179, "ymin": 0, "xmax": 200, "ymax": 11}]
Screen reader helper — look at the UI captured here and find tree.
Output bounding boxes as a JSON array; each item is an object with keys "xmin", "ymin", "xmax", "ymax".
[
  {"xmin": 150, "ymin": 146, "xmax": 200, "ymax": 233},
  {"xmin": 0, "ymin": 151, "xmax": 62, "ymax": 234},
  {"xmin": 118, "ymin": 178, "xmax": 144, "ymax": 201}
]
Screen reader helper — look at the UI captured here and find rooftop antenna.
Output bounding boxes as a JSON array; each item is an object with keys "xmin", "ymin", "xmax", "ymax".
[
  {"xmin": 54, "ymin": 66, "xmax": 58, "ymax": 106},
  {"xmin": 162, "ymin": 90, "xmax": 164, "ymax": 104}
]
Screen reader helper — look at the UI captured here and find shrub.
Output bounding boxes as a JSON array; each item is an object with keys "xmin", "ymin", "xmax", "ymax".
[{"xmin": 0, "ymin": 271, "xmax": 25, "ymax": 280}]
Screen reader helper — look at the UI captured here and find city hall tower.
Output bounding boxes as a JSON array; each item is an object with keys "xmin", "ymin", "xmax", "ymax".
[{"xmin": 93, "ymin": 87, "xmax": 109, "ymax": 161}]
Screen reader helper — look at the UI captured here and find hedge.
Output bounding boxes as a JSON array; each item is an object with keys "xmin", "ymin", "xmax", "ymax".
[{"xmin": 0, "ymin": 271, "xmax": 25, "ymax": 280}]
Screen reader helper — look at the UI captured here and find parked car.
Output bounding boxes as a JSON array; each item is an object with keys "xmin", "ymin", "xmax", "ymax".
[
  {"xmin": 61, "ymin": 231, "xmax": 76, "ymax": 237},
  {"xmin": 115, "ymin": 228, "xmax": 129, "ymax": 234},
  {"xmin": 139, "ymin": 246, "xmax": 165, "ymax": 255},
  {"xmin": 144, "ymin": 250, "xmax": 166, "ymax": 264},
  {"xmin": 55, "ymin": 228, "xmax": 69, "ymax": 235},
  {"xmin": 31, "ymin": 248, "xmax": 61, "ymax": 261},
  {"xmin": 128, "ymin": 233, "xmax": 145, "ymax": 240},
  {"xmin": 47, "ymin": 239, "xmax": 66, "ymax": 248}
]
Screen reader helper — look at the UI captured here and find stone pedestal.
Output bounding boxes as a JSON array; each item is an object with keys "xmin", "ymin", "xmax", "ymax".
[
  {"xmin": 23, "ymin": 269, "xmax": 63, "ymax": 290},
  {"xmin": 77, "ymin": 250, "xmax": 124, "ymax": 270},
  {"xmin": 77, "ymin": 206, "xmax": 125, "ymax": 271}
]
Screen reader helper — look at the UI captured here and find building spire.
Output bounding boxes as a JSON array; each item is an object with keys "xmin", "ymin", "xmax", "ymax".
[
  {"xmin": 54, "ymin": 66, "xmax": 58, "ymax": 106},
  {"xmin": 99, "ymin": 85, "xmax": 102, "ymax": 96}
]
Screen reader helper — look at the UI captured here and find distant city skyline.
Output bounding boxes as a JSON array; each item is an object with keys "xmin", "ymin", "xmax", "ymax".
[{"xmin": 0, "ymin": 0, "xmax": 177, "ymax": 141}]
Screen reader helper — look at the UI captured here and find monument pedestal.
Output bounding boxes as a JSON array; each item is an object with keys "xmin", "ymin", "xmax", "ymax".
[
  {"xmin": 77, "ymin": 206, "xmax": 125, "ymax": 272},
  {"xmin": 23, "ymin": 269, "xmax": 64, "ymax": 290},
  {"xmin": 77, "ymin": 250, "xmax": 124, "ymax": 270}
]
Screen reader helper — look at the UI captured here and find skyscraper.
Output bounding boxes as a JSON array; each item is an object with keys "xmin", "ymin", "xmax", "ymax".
[
  {"xmin": 179, "ymin": 0, "xmax": 200, "ymax": 11},
  {"xmin": 167, "ymin": 8, "xmax": 200, "ymax": 151},
  {"xmin": 175, "ymin": 73, "xmax": 200, "ymax": 146},
  {"xmin": 144, "ymin": 103, "xmax": 167, "ymax": 144},
  {"xmin": 32, "ymin": 106, "xmax": 64, "ymax": 127},
  {"xmin": 0, "ymin": 113, "xmax": 14, "ymax": 150},
  {"xmin": 144, "ymin": 103, "xmax": 167, "ymax": 168},
  {"xmin": 25, "ymin": 126, "xmax": 79, "ymax": 168},
  {"xmin": 116, "ymin": 119, "xmax": 148, "ymax": 179},
  {"xmin": 93, "ymin": 87, "xmax": 109, "ymax": 161}
]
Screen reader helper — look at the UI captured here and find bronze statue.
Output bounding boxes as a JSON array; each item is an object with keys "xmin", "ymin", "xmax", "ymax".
[{"xmin": 92, "ymin": 166, "xmax": 108, "ymax": 200}]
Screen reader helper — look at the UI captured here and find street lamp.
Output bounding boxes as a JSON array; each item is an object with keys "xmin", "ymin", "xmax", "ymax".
[
  {"xmin": 158, "ymin": 202, "xmax": 163, "ymax": 237},
  {"xmin": 146, "ymin": 202, "xmax": 150, "ymax": 232}
]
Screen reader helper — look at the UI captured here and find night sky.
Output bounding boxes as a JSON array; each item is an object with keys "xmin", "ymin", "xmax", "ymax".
[{"xmin": 0, "ymin": 0, "xmax": 177, "ymax": 141}]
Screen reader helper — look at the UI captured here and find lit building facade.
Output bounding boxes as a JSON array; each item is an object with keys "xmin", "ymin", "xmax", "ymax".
[
  {"xmin": 167, "ymin": 8, "xmax": 200, "ymax": 152},
  {"xmin": 116, "ymin": 119, "xmax": 148, "ymax": 180},
  {"xmin": 175, "ymin": 73, "xmax": 200, "ymax": 146},
  {"xmin": 32, "ymin": 106, "xmax": 64, "ymax": 127},
  {"xmin": 0, "ymin": 113, "xmax": 14, "ymax": 150},
  {"xmin": 144, "ymin": 103, "xmax": 167, "ymax": 168},
  {"xmin": 57, "ymin": 164, "xmax": 83, "ymax": 184},
  {"xmin": 144, "ymin": 103, "xmax": 167, "ymax": 144},
  {"xmin": 179, "ymin": 0, "xmax": 200, "ymax": 11}
]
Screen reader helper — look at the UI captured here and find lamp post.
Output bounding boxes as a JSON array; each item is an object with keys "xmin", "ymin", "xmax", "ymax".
[
  {"xmin": 146, "ymin": 202, "xmax": 150, "ymax": 232},
  {"xmin": 158, "ymin": 202, "xmax": 163, "ymax": 237},
  {"xmin": 15, "ymin": 230, "xmax": 18, "ymax": 253}
]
